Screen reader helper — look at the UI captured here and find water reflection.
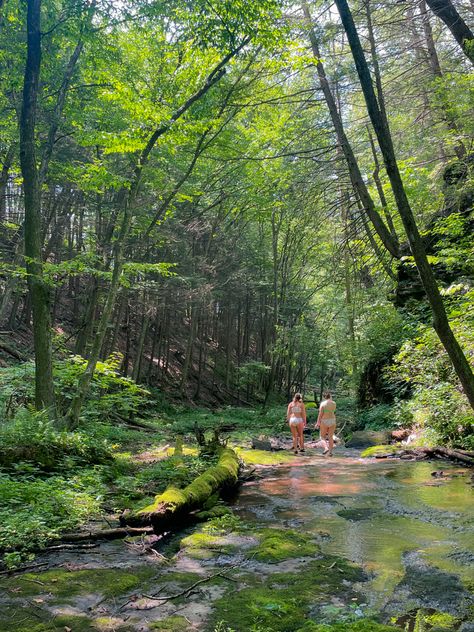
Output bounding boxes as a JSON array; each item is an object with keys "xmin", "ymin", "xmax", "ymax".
[{"xmin": 234, "ymin": 452, "xmax": 474, "ymax": 609}]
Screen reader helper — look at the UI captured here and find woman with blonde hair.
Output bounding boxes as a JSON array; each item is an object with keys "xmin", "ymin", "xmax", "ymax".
[
  {"xmin": 287, "ymin": 392, "xmax": 306, "ymax": 454},
  {"xmin": 316, "ymin": 390, "xmax": 337, "ymax": 456}
]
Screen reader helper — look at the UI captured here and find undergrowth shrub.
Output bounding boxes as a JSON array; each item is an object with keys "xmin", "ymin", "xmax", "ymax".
[
  {"xmin": 0, "ymin": 409, "xmax": 112, "ymax": 470},
  {"xmin": 0, "ymin": 353, "xmax": 154, "ymax": 425},
  {"xmin": 390, "ymin": 300, "xmax": 474, "ymax": 449},
  {"xmin": 355, "ymin": 404, "xmax": 395, "ymax": 430},
  {"xmin": 0, "ymin": 469, "xmax": 104, "ymax": 567}
]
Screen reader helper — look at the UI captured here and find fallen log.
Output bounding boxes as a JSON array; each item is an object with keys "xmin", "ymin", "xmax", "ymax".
[
  {"xmin": 395, "ymin": 447, "xmax": 474, "ymax": 466},
  {"xmin": 59, "ymin": 526, "xmax": 154, "ymax": 542},
  {"xmin": 419, "ymin": 447, "xmax": 474, "ymax": 466},
  {"xmin": 121, "ymin": 447, "xmax": 240, "ymax": 530}
]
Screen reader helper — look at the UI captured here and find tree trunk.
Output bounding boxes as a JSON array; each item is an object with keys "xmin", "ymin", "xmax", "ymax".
[
  {"xmin": 180, "ymin": 304, "xmax": 198, "ymax": 396},
  {"xmin": 302, "ymin": 2, "xmax": 400, "ymax": 260},
  {"xmin": 122, "ymin": 448, "xmax": 240, "ymax": 530},
  {"xmin": 0, "ymin": 143, "xmax": 14, "ymax": 221},
  {"xmin": 132, "ymin": 310, "xmax": 149, "ymax": 382},
  {"xmin": 19, "ymin": 0, "xmax": 55, "ymax": 411},
  {"xmin": 424, "ymin": 0, "xmax": 474, "ymax": 64},
  {"xmin": 335, "ymin": 0, "xmax": 474, "ymax": 410}
]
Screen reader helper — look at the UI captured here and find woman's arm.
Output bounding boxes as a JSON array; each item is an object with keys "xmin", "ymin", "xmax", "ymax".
[
  {"xmin": 287, "ymin": 403, "xmax": 292, "ymax": 421},
  {"xmin": 302, "ymin": 403, "xmax": 307, "ymax": 425},
  {"xmin": 316, "ymin": 404, "xmax": 323, "ymax": 427}
]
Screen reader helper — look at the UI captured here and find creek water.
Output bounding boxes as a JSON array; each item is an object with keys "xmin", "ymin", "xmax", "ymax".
[
  {"xmin": 231, "ymin": 450, "xmax": 474, "ymax": 620},
  {"xmin": 2, "ymin": 449, "xmax": 473, "ymax": 631}
]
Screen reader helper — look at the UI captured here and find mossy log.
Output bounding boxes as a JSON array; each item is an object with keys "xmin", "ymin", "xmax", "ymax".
[{"xmin": 121, "ymin": 447, "xmax": 240, "ymax": 530}]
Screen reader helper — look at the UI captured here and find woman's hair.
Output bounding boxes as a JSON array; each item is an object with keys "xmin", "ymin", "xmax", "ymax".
[
  {"xmin": 323, "ymin": 391, "xmax": 332, "ymax": 399},
  {"xmin": 293, "ymin": 392, "xmax": 302, "ymax": 401}
]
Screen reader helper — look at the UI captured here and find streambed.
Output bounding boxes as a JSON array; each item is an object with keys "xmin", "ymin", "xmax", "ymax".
[{"xmin": 1, "ymin": 449, "xmax": 473, "ymax": 631}]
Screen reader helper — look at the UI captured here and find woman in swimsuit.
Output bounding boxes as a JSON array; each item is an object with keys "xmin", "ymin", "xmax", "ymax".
[
  {"xmin": 287, "ymin": 393, "xmax": 306, "ymax": 454},
  {"xmin": 316, "ymin": 391, "xmax": 336, "ymax": 456}
]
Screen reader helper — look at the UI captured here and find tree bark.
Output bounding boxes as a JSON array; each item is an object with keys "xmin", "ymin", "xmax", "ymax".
[
  {"xmin": 334, "ymin": 0, "xmax": 474, "ymax": 410},
  {"xmin": 425, "ymin": 0, "xmax": 474, "ymax": 64},
  {"xmin": 19, "ymin": 0, "xmax": 55, "ymax": 411},
  {"xmin": 0, "ymin": 143, "xmax": 14, "ymax": 221},
  {"xmin": 132, "ymin": 308, "xmax": 150, "ymax": 382}
]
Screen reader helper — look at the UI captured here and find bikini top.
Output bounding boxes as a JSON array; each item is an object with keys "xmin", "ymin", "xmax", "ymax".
[
  {"xmin": 320, "ymin": 400, "xmax": 336, "ymax": 415},
  {"xmin": 291, "ymin": 404, "xmax": 302, "ymax": 414}
]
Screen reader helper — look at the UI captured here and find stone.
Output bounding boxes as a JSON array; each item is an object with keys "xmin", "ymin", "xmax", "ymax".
[{"xmin": 345, "ymin": 430, "xmax": 392, "ymax": 448}]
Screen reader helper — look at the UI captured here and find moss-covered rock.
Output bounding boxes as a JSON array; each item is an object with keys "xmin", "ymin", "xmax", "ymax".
[
  {"xmin": 249, "ymin": 528, "xmax": 319, "ymax": 563},
  {"xmin": 196, "ymin": 505, "xmax": 232, "ymax": 521},
  {"xmin": 124, "ymin": 447, "xmax": 240, "ymax": 529},
  {"xmin": 92, "ymin": 617, "xmax": 135, "ymax": 631},
  {"xmin": 150, "ymin": 616, "xmax": 190, "ymax": 631},
  {"xmin": 346, "ymin": 431, "xmax": 392, "ymax": 448},
  {"xmin": 361, "ymin": 445, "xmax": 401, "ymax": 457},
  {"xmin": 235, "ymin": 448, "xmax": 296, "ymax": 465},
  {"xmin": 0, "ymin": 611, "xmax": 95, "ymax": 632},
  {"xmin": 179, "ymin": 532, "xmax": 236, "ymax": 559},
  {"xmin": 336, "ymin": 508, "xmax": 376, "ymax": 522}
]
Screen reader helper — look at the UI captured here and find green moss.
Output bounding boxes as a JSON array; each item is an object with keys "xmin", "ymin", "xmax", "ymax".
[
  {"xmin": 93, "ymin": 617, "xmax": 134, "ymax": 631},
  {"xmin": 361, "ymin": 445, "xmax": 400, "ymax": 457},
  {"xmin": 4, "ymin": 566, "xmax": 156, "ymax": 600},
  {"xmin": 210, "ymin": 555, "xmax": 367, "ymax": 631},
  {"xmin": 295, "ymin": 621, "xmax": 399, "ymax": 632},
  {"xmin": 150, "ymin": 616, "xmax": 190, "ymax": 631},
  {"xmin": 0, "ymin": 610, "xmax": 95, "ymax": 632},
  {"xmin": 424, "ymin": 612, "xmax": 458, "ymax": 628},
  {"xmin": 196, "ymin": 505, "xmax": 232, "ymax": 520},
  {"xmin": 211, "ymin": 584, "xmax": 307, "ymax": 632},
  {"xmin": 336, "ymin": 508, "xmax": 376, "ymax": 522},
  {"xmin": 235, "ymin": 448, "xmax": 296, "ymax": 465},
  {"xmin": 137, "ymin": 448, "xmax": 239, "ymax": 517},
  {"xmin": 249, "ymin": 528, "xmax": 319, "ymax": 563},
  {"xmin": 179, "ymin": 531, "xmax": 236, "ymax": 559}
]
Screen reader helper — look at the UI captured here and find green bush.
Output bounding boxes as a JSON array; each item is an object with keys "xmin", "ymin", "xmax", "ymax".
[
  {"xmin": 0, "ymin": 409, "xmax": 112, "ymax": 470},
  {"xmin": 355, "ymin": 404, "xmax": 395, "ymax": 430},
  {"xmin": 390, "ymin": 301, "xmax": 474, "ymax": 449},
  {"xmin": 54, "ymin": 353, "xmax": 154, "ymax": 422},
  {"xmin": 0, "ymin": 469, "xmax": 103, "ymax": 567},
  {"xmin": 0, "ymin": 354, "xmax": 154, "ymax": 425}
]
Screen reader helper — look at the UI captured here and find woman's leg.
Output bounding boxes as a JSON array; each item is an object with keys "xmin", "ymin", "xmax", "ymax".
[
  {"xmin": 328, "ymin": 426, "xmax": 335, "ymax": 455},
  {"xmin": 320, "ymin": 423, "xmax": 329, "ymax": 453},
  {"xmin": 298, "ymin": 423, "xmax": 304, "ymax": 450},
  {"xmin": 290, "ymin": 424, "xmax": 298, "ymax": 451}
]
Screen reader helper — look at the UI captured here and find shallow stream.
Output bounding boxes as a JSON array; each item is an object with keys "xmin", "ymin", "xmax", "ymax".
[{"xmin": 1, "ymin": 449, "xmax": 473, "ymax": 631}]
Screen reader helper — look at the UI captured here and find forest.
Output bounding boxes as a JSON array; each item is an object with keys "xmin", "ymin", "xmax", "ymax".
[{"xmin": 0, "ymin": 0, "xmax": 473, "ymax": 630}]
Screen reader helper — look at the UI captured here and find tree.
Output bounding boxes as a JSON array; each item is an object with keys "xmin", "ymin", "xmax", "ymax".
[
  {"xmin": 425, "ymin": 0, "xmax": 474, "ymax": 64},
  {"xmin": 334, "ymin": 0, "xmax": 474, "ymax": 410},
  {"xmin": 19, "ymin": 0, "xmax": 55, "ymax": 411}
]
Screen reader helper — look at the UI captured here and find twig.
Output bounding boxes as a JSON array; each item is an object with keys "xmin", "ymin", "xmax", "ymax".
[
  {"xmin": 0, "ymin": 562, "xmax": 49, "ymax": 576},
  {"xmin": 22, "ymin": 578, "xmax": 45, "ymax": 585}
]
